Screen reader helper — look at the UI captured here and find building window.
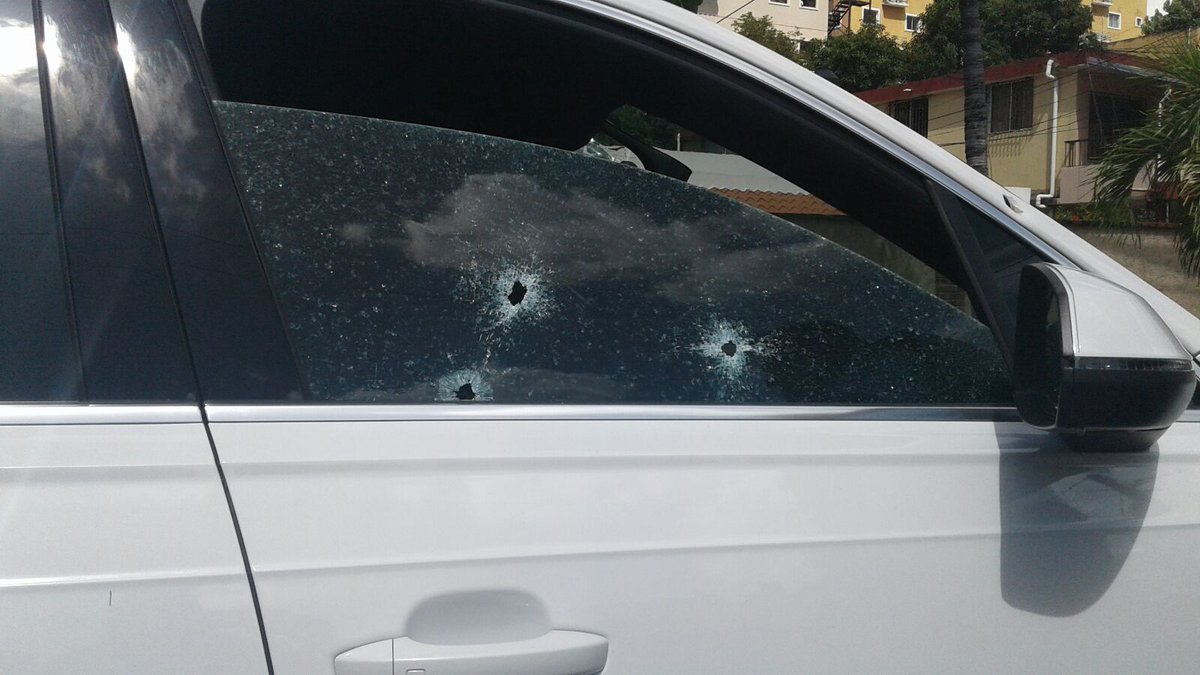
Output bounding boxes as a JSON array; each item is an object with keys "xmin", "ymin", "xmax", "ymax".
[
  {"xmin": 889, "ymin": 98, "xmax": 929, "ymax": 136},
  {"xmin": 800, "ymin": 0, "xmax": 817, "ymax": 8},
  {"xmin": 769, "ymin": 0, "xmax": 787, "ymax": 5},
  {"xmin": 1108, "ymin": 12, "xmax": 1121, "ymax": 29},
  {"xmin": 905, "ymin": 14, "xmax": 921, "ymax": 31},
  {"xmin": 862, "ymin": 7, "xmax": 879, "ymax": 24},
  {"xmin": 988, "ymin": 79, "xmax": 1034, "ymax": 133},
  {"xmin": 1136, "ymin": 16, "xmax": 1143, "ymax": 27}
]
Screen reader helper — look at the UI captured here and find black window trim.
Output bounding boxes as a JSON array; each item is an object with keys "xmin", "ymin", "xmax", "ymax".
[
  {"xmin": 29, "ymin": 0, "xmax": 199, "ymax": 403},
  {"xmin": 156, "ymin": 0, "xmax": 1073, "ymax": 406},
  {"xmin": 929, "ymin": 182, "xmax": 1018, "ymax": 366}
]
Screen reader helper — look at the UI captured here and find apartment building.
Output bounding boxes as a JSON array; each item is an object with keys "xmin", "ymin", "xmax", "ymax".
[
  {"xmin": 841, "ymin": 0, "xmax": 1149, "ymax": 43},
  {"xmin": 857, "ymin": 49, "xmax": 1162, "ymax": 206},
  {"xmin": 1088, "ymin": 0, "xmax": 1151, "ymax": 42},
  {"xmin": 839, "ymin": 0, "xmax": 932, "ymax": 42},
  {"xmin": 697, "ymin": 0, "xmax": 830, "ymax": 41}
]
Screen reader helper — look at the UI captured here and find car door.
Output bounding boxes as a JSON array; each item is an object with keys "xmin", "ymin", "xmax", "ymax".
[
  {"xmin": 118, "ymin": 1, "xmax": 1200, "ymax": 673},
  {"xmin": 0, "ymin": 1, "xmax": 265, "ymax": 672}
]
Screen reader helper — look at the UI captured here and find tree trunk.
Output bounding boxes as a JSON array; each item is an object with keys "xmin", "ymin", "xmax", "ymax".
[{"xmin": 961, "ymin": 0, "xmax": 988, "ymax": 176}]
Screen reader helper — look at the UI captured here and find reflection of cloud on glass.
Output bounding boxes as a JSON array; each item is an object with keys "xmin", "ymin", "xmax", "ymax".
[
  {"xmin": 0, "ymin": 20, "xmax": 45, "ymax": 143},
  {"xmin": 115, "ymin": 25, "xmax": 138, "ymax": 81},
  {"xmin": 401, "ymin": 172, "xmax": 827, "ymax": 306},
  {"xmin": 115, "ymin": 24, "xmax": 206, "ymax": 203},
  {"xmin": 37, "ymin": 16, "xmax": 133, "ymax": 204},
  {"xmin": 41, "ymin": 17, "xmax": 63, "ymax": 77},
  {"xmin": 0, "ymin": 20, "xmax": 36, "ymax": 78}
]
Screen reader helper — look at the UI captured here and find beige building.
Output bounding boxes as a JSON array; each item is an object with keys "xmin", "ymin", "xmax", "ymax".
[
  {"xmin": 1088, "ymin": 0, "xmax": 1150, "ymax": 42},
  {"xmin": 697, "ymin": 0, "xmax": 830, "ymax": 41},
  {"xmin": 839, "ymin": 0, "xmax": 933, "ymax": 42},
  {"xmin": 842, "ymin": 0, "xmax": 1149, "ymax": 43},
  {"xmin": 858, "ymin": 49, "xmax": 1162, "ymax": 206}
]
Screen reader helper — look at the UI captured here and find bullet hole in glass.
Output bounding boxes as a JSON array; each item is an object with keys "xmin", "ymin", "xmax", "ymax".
[
  {"xmin": 455, "ymin": 383, "xmax": 476, "ymax": 400},
  {"xmin": 507, "ymin": 280, "xmax": 528, "ymax": 306},
  {"xmin": 721, "ymin": 341, "xmax": 738, "ymax": 357}
]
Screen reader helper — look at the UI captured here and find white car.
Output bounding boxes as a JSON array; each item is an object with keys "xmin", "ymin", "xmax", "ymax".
[{"xmin": 2, "ymin": 0, "xmax": 1198, "ymax": 673}]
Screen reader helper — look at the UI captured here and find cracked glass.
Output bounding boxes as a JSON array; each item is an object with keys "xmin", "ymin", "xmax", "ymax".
[{"xmin": 216, "ymin": 101, "xmax": 1010, "ymax": 405}]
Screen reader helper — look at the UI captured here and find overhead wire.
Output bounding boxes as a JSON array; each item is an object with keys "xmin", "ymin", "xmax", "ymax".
[
  {"xmin": 880, "ymin": 46, "xmax": 1162, "ymax": 145},
  {"xmin": 716, "ymin": 0, "xmax": 757, "ymax": 24},
  {"xmin": 876, "ymin": 35, "xmax": 1174, "ymax": 129}
]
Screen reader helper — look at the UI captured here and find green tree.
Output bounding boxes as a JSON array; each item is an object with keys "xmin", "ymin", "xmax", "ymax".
[
  {"xmin": 1142, "ymin": 0, "xmax": 1200, "ymax": 34},
  {"xmin": 808, "ymin": 25, "xmax": 906, "ymax": 92},
  {"xmin": 906, "ymin": 0, "xmax": 1092, "ymax": 80},
  {"xmin": 731, "ymin": 13, "xmax": 804, "ymax": 63},
  {"xmin": 905, "ymin": 0, "xmax": 961, "ymax": 80},
  {"xmin": 1094, "ymin": 38, "xmax": 1200, "ymax": 275}
]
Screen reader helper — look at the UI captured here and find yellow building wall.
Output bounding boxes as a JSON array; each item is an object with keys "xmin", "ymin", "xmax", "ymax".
[
  {"xmin": 1091, "ymin": 0, "xmax": 1148, "ymax": 42},
  {"xmin": 844, "ymin": 0, "xmax": 933, "ymax": 42},
  {"xmin": 846, "ymin": 0, "xmax": 1147, "ymax": 43},
  {"xmin": 876, "ymin": 70, "xmax": 1088, "ymax": 196}
]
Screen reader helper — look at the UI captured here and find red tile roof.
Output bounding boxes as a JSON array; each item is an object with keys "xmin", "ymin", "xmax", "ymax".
[
  {"xmin": 712, "ymin": 189, "xmax": 844, "ymax": 216},
  {"xmin": 856, "ymin": 50, "xmax": 1144, "ymax": 105}
]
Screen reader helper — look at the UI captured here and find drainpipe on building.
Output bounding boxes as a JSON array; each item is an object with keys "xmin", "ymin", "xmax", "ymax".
[{"xmin": 1034, "ymin": 58, "xmax": 1058, "ymax": 209}]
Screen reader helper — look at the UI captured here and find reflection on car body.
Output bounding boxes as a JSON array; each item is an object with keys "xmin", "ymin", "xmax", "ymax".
[{"xmin": 1, "ymin": 0, "xmax": 1198, "ymax": 673}]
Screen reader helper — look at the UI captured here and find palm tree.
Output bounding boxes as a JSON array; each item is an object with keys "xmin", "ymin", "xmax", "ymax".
[
  {"xmin": 1094, "ymin": 36, "xmax": 1200, "ymax": 275},
  {"xmin": 961, "ymin": 0, "xmax": 989, "ymax": 176}
]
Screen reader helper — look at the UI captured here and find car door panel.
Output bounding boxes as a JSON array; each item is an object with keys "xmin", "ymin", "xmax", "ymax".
[
  {"xmin": 106, "ymin": 2, "xmax": 1200, "ymax": 672},
  {"xmin": 0, "ymin": 409, "xmax": 265, "ymax": 673},
  {"xmin": 208, "ymin": 411, "xmax": 1200, "ymax": 673},
  {"xmin": 0, "ymin": 2, "xmax": 266, "ymax": 671}
]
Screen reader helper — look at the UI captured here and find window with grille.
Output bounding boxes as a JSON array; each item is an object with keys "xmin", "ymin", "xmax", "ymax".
[
  {"xmin": 988, "ymin": 79, "xmax": 1034, "ymax": 133},
  {"xmin": 889, "ymin": 98, "xmax": 929, "ymax": 136}
]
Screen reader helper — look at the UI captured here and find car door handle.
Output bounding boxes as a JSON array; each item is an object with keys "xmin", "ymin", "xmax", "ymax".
[{"xmin": 335, "ymin": 629, "xmax": 608, "ymax": 675}]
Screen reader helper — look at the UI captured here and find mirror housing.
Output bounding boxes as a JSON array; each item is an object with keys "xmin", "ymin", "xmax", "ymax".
[{"xmin": 1013, "ymin": 263, "xmax": 1197, "ymax": 451}]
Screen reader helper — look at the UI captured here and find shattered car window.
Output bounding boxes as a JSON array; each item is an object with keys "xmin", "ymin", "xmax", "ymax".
[{"xmin": 216, "ymin": 101, "xmax": 1010, "ymax": 404}]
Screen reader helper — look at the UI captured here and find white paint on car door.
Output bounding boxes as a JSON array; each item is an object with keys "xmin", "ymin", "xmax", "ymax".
[
  {"xmin": 0, "ymin": 406, "xmax": 266, "ymax": 674},
  {"xmin": 208, "ymin": 407, "xmax": 1200, "ymax": 674}
]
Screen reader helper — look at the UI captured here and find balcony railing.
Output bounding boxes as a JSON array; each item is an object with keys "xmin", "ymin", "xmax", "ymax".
[
  {"xmin": 882, "ymin": 0, "xmax": 908, "ymax": 6},
  {"xmin": 1059, "ymin": 139, "xmax": 1154, "ymax": 204}
]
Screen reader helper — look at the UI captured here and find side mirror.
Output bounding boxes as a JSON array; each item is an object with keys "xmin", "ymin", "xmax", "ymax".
[{"xmin": 1013, "ymin": 263, "xmax": 1197, "ymax": 451}]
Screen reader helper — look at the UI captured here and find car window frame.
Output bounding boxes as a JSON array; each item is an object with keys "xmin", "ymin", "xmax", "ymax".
[
  {"xmin": 0, "ymin": 0, "xmax": 199, "ymax": 404},
  {"xmin": 129, "ymin": 0, "xmax": 1085, "ymax": 414}
]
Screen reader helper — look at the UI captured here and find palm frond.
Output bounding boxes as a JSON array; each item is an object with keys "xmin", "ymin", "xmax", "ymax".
[{"xmin": 1093, "ymin": 36, "xmax": 1200, "ymax": 277}]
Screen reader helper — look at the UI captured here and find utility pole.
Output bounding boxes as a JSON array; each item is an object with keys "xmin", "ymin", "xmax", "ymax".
[{"xmin": 961, "ymin": 0, "xmax": 988, "ymax": 176}]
